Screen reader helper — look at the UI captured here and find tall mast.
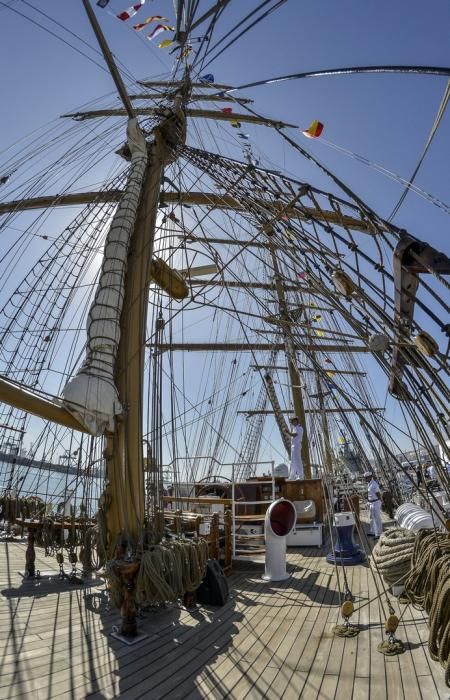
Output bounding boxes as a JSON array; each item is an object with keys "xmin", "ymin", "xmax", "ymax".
[
  {"xmin": 267, "ymin": 241, "xmax": 312, "ymax": 478},
  {"xmin": 103, "ymin": 152, "xmax": 165, "ymax": 545},
  {"xmin": 81, "ymin": 0, "xmax": 188, "ymax": 546},
  {"xmin": 103, "ymin": 107, "xmax": 188, "ymax": 548}
]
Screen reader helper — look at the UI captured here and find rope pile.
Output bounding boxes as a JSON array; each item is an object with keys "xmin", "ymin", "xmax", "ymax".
[
  {"xmin": 404, "ymin": 530, "xmax": 450, "ymax": 686},
  {"xmin": 372, "ymin": 527, "xmax": 416, "ymax": 585},
  {"xmin": 134, "ymin": 538, "xmax": 209, "ymax": 607}
]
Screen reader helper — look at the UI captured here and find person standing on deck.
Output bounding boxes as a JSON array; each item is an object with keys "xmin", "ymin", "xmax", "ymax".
[
  {"xmin": 416, "ymin": 465, "xmax": 423, "ymax": 487},
  {"xmin": 288, "ymin": 417, "xmax": 304, "ymax": 480},
  {"xmin": 364, "ymin": 471, "xmax": 383, "ymax": 538},
  {"xmin": 426, "ymin": 463, "xmax": 437, "ymax": 482}
]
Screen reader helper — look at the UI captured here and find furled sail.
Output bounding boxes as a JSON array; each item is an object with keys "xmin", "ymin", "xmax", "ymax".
[{"xmin": 62, "ymin": 118, "xmax": 147, "ymax": 435}]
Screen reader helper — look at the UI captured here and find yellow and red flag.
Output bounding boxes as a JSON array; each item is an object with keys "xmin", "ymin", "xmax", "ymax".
[
  {"xmin": 302, "ymin": 120, "xmax": 324, "ymax": 138},
  {"xmin": 147, "ymin": 24, "xmax": 174, "ymax": 40},
  {"xmin": 133, "ymin": 16, "xmax": 168, "ymax": 31}
]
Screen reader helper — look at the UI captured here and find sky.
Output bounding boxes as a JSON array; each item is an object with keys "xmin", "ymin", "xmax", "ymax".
[
  {"xmin": 0, "ymin": 0, "xmax": 449, "ymax": 467},
  {"xmin": 1, "ymin": 1, "xmax": 448, "ymax": 245}
]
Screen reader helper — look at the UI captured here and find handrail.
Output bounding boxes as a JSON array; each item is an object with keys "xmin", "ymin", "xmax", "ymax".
[{"xmin": 163, "ymin": 495, "xmax": 231, "ymax": 505}]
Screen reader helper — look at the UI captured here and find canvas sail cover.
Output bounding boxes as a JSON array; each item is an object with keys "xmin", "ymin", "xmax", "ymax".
[{"xmin": 62, "ymin": 119, "xmax": 148, "ymax": 435}]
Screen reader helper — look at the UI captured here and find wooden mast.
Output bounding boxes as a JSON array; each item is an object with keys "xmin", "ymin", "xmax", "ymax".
[
  {"xmin": 102, "ymin": 115, "xmax": 187, "ymax": 549},
  {"xmin": 103, "ymin": 151, "xmax": 165, "ymax": 547},
  {"xmin": 267, "ymin": 241, "xmax": 312, "ymax": 478},
  {"xmin": 81, "ymin": 0, "xmax": 188, "ymax": 548},
  {"xmin": 101, "ymin": 97, "xmax": 186, "ymax": 547}
]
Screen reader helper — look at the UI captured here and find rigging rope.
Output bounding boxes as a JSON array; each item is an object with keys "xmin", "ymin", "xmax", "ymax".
[{"xmin": 389, "ymin": 80, "xmax": 450, "ymax": 220}]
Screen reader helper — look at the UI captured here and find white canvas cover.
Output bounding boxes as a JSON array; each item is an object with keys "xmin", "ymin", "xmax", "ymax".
[{"xmin": 62, "ymin": 119, "xmax": 148, "ymax": 435}]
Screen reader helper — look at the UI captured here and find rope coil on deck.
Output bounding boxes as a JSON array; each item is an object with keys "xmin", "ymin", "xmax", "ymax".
[
  {"xmin": 371, "ymin": 527, "xmax": 416, "ymax": 585},
  {"xmin": 404, "ymin": 530, "xmax": 450, "ymax": 686},
  {"xmin": 133, "ymin": 539, "xmax": 209, "ymax": 607}
]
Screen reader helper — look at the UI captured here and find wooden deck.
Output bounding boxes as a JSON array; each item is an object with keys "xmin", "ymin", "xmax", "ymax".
[{"xmin": 0, "ymin": 531, "xmax": 448, "ymax": 700}]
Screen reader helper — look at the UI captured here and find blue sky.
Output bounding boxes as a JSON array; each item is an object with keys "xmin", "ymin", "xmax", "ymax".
[
  {"xmin": 0, "ymin": 0, "xmax": 449, "ymax": 465},
  {"xmin": 1, "ymin": 1, "xmax": 448, "ymax": 234}
]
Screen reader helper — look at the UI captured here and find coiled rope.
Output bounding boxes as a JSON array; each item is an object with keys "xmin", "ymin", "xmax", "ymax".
[
  {"xmin": 132, "ymin": 538, "xmax": 209, "ymax": 607},
  {"xmin": 404, "ymin": 530, "xmax": 450, "ymax": 686},
  {"xmin": 372, "ymin": 527, "xmax": 416, "ymax": 586}
]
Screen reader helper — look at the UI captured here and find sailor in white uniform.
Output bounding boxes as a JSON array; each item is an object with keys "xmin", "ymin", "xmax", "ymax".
[
  {"xmin": 426, "ymin": 463, "xmax": 437, "ymax": 481},
  {"xmin": 364, "ymin": 471, "xmax": 383, "ymax": 538},
  {"xmin": 288, "ymin": 417, "xmax": 304, "ymax": 480}
]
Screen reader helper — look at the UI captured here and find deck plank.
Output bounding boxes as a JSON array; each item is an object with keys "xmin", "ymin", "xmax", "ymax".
[
  {"xmin": 1, "ymin": 528, "xmax": 449, "ymax": 700},
  {"xmin": 352, "ymin": 676, "xmax": 370, "ymax": 700}
]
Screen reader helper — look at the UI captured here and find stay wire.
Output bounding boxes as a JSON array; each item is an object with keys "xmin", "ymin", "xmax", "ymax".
[
  {"xmin": 389, "ymin": 79, "xmax": 450, "ymax": 220},
  {"xmin": 200, "ymin": 0, "xmax": 288, "ymax": 70},
  {"xmin": 0, "ymin": 0, "xmax": 108, "ymax": 74}
]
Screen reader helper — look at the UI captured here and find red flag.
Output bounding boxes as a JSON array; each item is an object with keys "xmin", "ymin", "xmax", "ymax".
[
  {"xmin": 221, "ymin": 108, "xmax": 233, "ymax": 114},
  {"xmin": 117, "ymin": 1, "xmax": 145, "ymax": 21}
]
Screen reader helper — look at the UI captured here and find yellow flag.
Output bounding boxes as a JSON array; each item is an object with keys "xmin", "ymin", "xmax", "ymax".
[{"xmin": 158, "ymin": 39, "xmax": 174, "ymax": 48}]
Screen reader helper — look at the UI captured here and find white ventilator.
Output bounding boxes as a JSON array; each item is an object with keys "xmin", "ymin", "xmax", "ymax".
[
  {"xmin": 263, "ymin": 498, "xmax": 297, "ymax": 582},
  {"xmin": 395, "ymin": 503, "xmax": 435, "ymax": 530},
  {"xmin": 62, "ymin": 119, "xmax": 148, "ymax": 435}
]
